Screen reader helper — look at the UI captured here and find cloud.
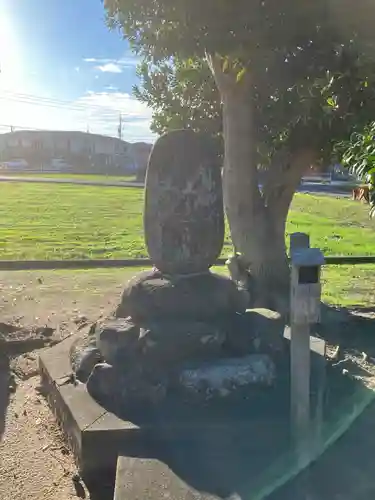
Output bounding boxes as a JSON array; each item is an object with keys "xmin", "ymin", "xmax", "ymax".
[
  {"xmin": 96, "ymin": 62, "xmax": 123, "ymax": 74},
  {"xmin": 0, "ymin": 90, "xmax": 156, "ymax": 143},
  {"xmin": 74, "ymin": 91, "xmax": 155, "ymax": 142},
  {"xmin": 84, "ymin": 55, "xmax": 140, "ymax": 72},
  {"xmin": 117, "ymin": 57, "xmax": 140, "ymax": 68}
]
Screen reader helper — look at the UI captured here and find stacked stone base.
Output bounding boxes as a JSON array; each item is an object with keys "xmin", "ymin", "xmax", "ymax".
[{"xmin": 70, "ymin": 270, "xmax": 285, "ymax": 413}]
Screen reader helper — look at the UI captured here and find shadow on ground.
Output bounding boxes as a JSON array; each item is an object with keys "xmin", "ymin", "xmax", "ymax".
[
  {"xmin": 86, "ymin": 375, "xmax": 375, "ymax": 500},
  {"xmin": 269, "ymin": 383, "xmax": 375, "ymax": 500},
  {"xmin": 0, "ymin": 352, "xmax": 10, "ymax": 441},
  {"xmin": 83, "ymin": 305, "xmax": 375, "ymax": 500}
]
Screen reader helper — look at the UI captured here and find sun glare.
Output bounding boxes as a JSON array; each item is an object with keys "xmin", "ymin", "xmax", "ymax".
[
  {"xmin": 0, "ymin": 7, "xmax": 31, "ymax": 129},
  {"xmin": 0, "ymin": 9, "xmax": 19, "ymax": 73}
]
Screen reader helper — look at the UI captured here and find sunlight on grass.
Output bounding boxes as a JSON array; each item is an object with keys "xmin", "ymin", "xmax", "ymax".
[{"xmin": 1, "ymin": 184, "xmax": 375, "ymax": 305}]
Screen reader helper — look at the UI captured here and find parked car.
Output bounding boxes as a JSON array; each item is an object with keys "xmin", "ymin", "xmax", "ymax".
[
  {"xmin": 44, "ymin": 158, "xmax": 73, "ymax": 172},
  {"xmin": 330, "ymin": 164, "xmax": 358, "ymax": 182},
  {"xmin": 0, "ymin": 159, "xmax": 29, "ymax": 171}
]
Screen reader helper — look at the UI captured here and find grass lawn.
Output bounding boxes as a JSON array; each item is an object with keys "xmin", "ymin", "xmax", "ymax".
[{"xmin": 1, "ymin": 182, "xmax": 375, "ymax": 305}]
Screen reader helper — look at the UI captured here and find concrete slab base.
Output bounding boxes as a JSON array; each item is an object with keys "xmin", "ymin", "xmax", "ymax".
[
  {"xmin": 114, "ymin": 456, "xmax": 220, "ymax": 500},
  {"xmin": 39, "ymin": 332, "xmax": 144, "ymax": 478}
]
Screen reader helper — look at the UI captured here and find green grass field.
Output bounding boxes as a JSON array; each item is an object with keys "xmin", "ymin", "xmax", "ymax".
[{"xmin": 1, "ymin": 182, "xmax": 375, "ymax": 305}]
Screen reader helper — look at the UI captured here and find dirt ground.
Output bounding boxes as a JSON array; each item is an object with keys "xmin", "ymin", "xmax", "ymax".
[
  {"xmin": 2, "ymin": 269, "xmax": 375, "ymax": 499},
  {"xmin": 0, "ymin": 373, "xmax": 83, "ymax": 500},
  {"xmin": 0, "ymin": 269, "xmax": 139, "ymax": 333},
  {"xmin": 0, "ymin": 269, "xmax": 134, "ymax": 500}
]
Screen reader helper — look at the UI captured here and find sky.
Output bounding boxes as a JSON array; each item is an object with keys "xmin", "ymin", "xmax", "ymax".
[{"xmin": 0, "ymin": 0, "xmax": 156, "ymax": 143}]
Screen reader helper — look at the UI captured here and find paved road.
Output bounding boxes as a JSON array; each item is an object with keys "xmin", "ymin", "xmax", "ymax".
[
  {"xmin": 0, "ymin": 175, "xmax": 144, "ymax": 189},
  {"xmin": 0, "ymin": 175, "xmax": 352, "ymax": 196},
  {"xmin": 299, "ymin": 181, "xmax": 351, "ymax": 197}
]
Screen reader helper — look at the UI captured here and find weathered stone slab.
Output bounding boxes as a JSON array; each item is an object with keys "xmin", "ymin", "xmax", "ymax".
[
  {"xmin": 144, "ymin": 130, "xmax": 224, "ymax": 275},
  {"xmin": 116, "ymin": 269, "xmax": 246, "ymax": 321},
  {"xmin": 114, "ymin": 456, "xmax": 221, "ymax": 500},
  {"xmin": 179, "ymin": 354, "xmax": 276, "ymax": 398}
]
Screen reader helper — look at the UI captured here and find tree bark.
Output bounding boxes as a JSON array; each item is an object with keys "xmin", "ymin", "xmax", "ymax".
[{"xmin": 208, "ymin": 54, "xmax": 316, "ymax": 312}]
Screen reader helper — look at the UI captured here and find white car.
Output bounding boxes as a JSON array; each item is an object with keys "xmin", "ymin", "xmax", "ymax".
[{"xmin": 48, "ymin": 158, "xmax": 73, "ymax": 171}]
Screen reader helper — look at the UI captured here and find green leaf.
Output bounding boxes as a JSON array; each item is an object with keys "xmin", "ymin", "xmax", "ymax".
[
  {"xmin": 222, "ymin": 57, "xmax": 229, "ymax": 73},
  {"xmin": 236, "ymin": 67, "xmax": 246, "ymax": 83}
]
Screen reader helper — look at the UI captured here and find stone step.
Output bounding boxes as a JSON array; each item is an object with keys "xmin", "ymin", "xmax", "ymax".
[{"xmin": 114, "ymin": 456, "xmax": 220, "ymax": 500}]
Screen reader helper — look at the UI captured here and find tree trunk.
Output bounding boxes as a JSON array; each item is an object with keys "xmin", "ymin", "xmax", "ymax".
[{"xmin": 208, "ymin": 55, "xmax": 315, "ymax": 313}]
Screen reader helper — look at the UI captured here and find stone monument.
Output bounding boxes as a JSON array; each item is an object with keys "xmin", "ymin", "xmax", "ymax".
[{"xmin": 70, "ymin": 129, "xmax": 282, "ymax": 416}]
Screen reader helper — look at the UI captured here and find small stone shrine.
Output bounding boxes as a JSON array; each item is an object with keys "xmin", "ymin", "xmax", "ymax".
[{"xmin": 70, "ymin": 129, "xmax": 283, "ymax": 414}]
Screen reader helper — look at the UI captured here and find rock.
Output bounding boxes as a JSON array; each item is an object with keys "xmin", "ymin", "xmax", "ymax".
[
  {"xmin": 69, "ymin": 326, "xmax": 98, "ymax": 375},
  {"xmin": 137, "ymin": 320, "xmax": 226, "ymax": 374},
  {"xmin": 121, "ymin": 372, "xmax": 168, "ymax": 407},
  {"xmin": 116, "ymin": 270, "xmax": 246, "ymax": 321},
  {"xmin": 35, "ymin": 326, "xmax": 54, "ymax": 337},
  {"xmin": 221, "ymin": 308, "xmax": 285, "ymax": 358},
  {"xmin": 86, "ymin": 362, "xmax": 167, "ymax": 409},
  {"xmin": 0, "ymin": 322, "xmax": 18, "ymax": 334},
  {"xmin": 144, "ymin": 130, "xmax": 224, "ymax": 275},
  {"xmin": 221, "ymin": 314, "xmax": 257, "ymax": 357},
  {"xmin": 179, "ymin": 355, "xmax": 276, "ymax": 398},
  {"xmin": 74, "ymin": 346, "xmax": 102, "ymax": 382},
  {"xmin": 86, "ymin": 363, "xmax": 118, "ymax": 403},
  {"xmin": 246, "ymin": 309, "xmax": 285, "ymax": 355},
  {"xmin": 73, "ymin": 315, "xmax": 89, "ymax": 328},
  {"xmin": 96, "ymin": 318, "xmax": 140, "ymax": 365}
]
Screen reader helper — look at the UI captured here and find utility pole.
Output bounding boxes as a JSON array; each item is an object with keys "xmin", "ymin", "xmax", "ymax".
[{"xmin": 118, "ymin": 113, "xmax": 122, "ymax": 141}]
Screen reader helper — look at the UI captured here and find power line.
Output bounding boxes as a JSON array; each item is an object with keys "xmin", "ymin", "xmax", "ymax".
[
  {"xmin": 0, "ymin": 90, "xmax": 152, "ymax": 141},
  {"xmin": 0, "ymin": 90, "xmax": 136, "ymax": 116},
  {"xmin": 0, "ymin": 122, "xmax": 128, "ymax": 140},
  {"xmin": 0, "ymin": 95, "xmax": 122, "ymax": 116},
  {"xmin": 1, "ymin": 89, "xmax": 122, "ymax": 107}
]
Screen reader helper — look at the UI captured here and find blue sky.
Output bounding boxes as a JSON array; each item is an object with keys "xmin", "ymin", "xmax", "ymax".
[{"xmin": 0, "ymin": 0, "xmax": 155, "ymax": 143}]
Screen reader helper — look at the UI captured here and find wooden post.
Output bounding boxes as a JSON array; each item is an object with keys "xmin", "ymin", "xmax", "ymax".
[
  {"xmin": 310, "ymin": 336, "xmax": 326, "ymax": 458},
  {"xmin": 290, "ymin": 322, "xmax": 311, "ymax": 465},
  {"xmin": 289, "ymin": 233, "xmax": 324, "ymax": 466}
]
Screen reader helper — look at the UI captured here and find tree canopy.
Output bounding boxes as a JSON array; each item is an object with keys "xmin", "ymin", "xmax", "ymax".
[
  {"xmin": 105, "ymin": 0, "xmax": 375, "ymax": 60},
  {"xmin": 135, "ymin": 50, "xmax": 375, "ymax": 169},
  {"xmin": 104, "ymin": 0, "xmax": 375, "ymax": 309},
  {"xmin": 133, "ymin": 59, "xmax": 222, "ymax": 147},
  {"xmin": 106, "ymin": 0, "xmax": 375, "ymax": 169}
]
